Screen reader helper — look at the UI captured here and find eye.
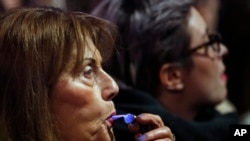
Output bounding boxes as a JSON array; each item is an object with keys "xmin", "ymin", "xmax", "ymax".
[{"xmin": 83, "ymin": 65, "xmax": 94, "ymax": 79}]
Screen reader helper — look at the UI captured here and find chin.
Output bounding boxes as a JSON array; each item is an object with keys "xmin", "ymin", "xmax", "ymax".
[
  {"xmin": 100, "ymin": 125, "xmax": 115, "ymax": 141},
  {"xmin": 213, "ymin": 99, "xmax": 224, "ymax": 105},
  {"xmin": 205, "ymin": 95, "xmax": 226, "ymax": 106},
  {"xmin": 212, "ymin": 92, "xmax": 227, "ymax": 105},
  {"xmin": 108, "ymin": 128, "xmax": 115, "ymax": 141},
  {"xmin": 212, "ymin": 86, "xmax": 227, "ymax": 102}
]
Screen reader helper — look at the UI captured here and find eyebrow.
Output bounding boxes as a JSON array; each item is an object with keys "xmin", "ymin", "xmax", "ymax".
[
  {"xmin": 84, "ymin": 57, "xmax": 104, "ymax": 66},
  {"xmin": 84, "ymin": 58, "xmax": 96, "ymax": 65}
]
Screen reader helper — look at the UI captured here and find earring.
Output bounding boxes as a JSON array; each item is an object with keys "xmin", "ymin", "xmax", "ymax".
[
  {"xmin": 175, "ymin": 83, "xmax": 184, "ymax": 90},
  {"xmin": 167, "ymin": 83, "xmax": 184, "ymax": 90}
]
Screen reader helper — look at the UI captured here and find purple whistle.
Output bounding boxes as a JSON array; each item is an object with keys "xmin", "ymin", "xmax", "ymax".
[{"xmin": 111, "ymin": 113, "xmax": 136, "ymax": 124}]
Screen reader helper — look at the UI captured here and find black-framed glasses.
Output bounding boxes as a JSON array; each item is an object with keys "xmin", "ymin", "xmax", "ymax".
[{"xmin": 185, "ymin": 33, "xmax": 223, "ymax": 58}]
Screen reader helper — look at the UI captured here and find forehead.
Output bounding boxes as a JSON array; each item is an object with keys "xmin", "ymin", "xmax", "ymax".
[
  {"xmin": 63, "ymin": 37, "xmax": 102, "ymax": 76},
  {"xmin": 187, "ymin": 7, "xmax": 207, "ymax": 48},
  {"xmin": 84, "ymin": 37, "xmax": 102, "ymax": 62}
]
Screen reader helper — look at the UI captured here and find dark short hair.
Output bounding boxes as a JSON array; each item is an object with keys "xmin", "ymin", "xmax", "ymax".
[{"xmin": 93, "ymin": 0, "xmax": 194, "ymax": 95}]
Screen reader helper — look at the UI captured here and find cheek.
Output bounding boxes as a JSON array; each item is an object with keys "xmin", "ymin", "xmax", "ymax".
[
  {"xmin": 51, "ymin": 80, "xmax": 106, "ymax": 139},
  {"xmin": 191, "ymin": 59, "xmax": 219, "ymax": 86},
  {"xmin": 184, "ymin": 65, "xmax": 215, "ymax": 99},
  {"xmin": 52, "ymin": 81, "xmax": 95, "ymax": 105},
  {"xmin": 187, "ymin": 65, "xmax": 225, "ymax": 103},
  {"xmin": 51, "ymin": 79, "xmax": 104, "ymax": 119}
]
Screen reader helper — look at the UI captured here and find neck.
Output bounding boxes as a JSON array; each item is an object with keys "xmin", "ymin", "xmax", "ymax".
[{"xmin": 157, "ymin": 92, "xmax": 198, "ymax": 121}]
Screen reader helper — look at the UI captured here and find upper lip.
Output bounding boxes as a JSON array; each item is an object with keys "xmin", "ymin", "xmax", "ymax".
[
  {"xmin": 107, "ymin": 110, "xmax": 116, "ymax": 120},
  {"xmin": 105, "ymin": 110, "xmax": 116, "ymax": 128}
]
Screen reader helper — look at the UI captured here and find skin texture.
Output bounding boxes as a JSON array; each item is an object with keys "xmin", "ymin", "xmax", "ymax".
[
  {"xmin": 51, "ymin": 39, "xmax": 119, "ymax": 141},
  {"xmin": 51, "ymin": 39, "xmax": 174, "ymax": 141},
  {"xmin": 0, "ymin": 7, "xmax": 175, "ymax": 141}
]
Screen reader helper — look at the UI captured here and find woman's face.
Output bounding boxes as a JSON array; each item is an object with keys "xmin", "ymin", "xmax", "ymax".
[
  {"xmin": 183, "ymin": 7, "xmax": 228, "ymax": 106},
  {"xmin": 51, "ymin": 40, "xmax": 119, "ymax": 141}
]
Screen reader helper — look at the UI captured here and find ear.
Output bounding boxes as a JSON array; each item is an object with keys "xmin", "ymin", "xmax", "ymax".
[{"xmin": 159, "ymin": 63, "xmax": 184, "ymax": 91}]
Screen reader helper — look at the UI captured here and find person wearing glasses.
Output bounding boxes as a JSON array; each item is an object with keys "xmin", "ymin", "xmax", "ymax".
[{"xmin": 92, "ymin": 0, "xmax": 238, "ymax": 140}]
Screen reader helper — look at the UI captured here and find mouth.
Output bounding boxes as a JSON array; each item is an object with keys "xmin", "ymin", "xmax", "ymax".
[
  {"xmin": 105, "ymin": 111, "xmax": 116, "ymax": 128},
  {"xmin": 220, "ymin": 73, "xmax": 227, "ymax": 82}
]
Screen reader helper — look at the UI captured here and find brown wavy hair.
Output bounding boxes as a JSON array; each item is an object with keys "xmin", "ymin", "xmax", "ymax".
[{"xmin": 0, "ymin": 6, "xmax": 117, "ymax": 141}]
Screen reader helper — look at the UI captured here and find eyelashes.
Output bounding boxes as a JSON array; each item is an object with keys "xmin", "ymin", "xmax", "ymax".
[
  {"xmin": 83, "ymin": 65, "xmax": 95, "ymax": 79},
  {"xmin": 80, "ymin": 58, "xmax": 102, "ymax": 80}
]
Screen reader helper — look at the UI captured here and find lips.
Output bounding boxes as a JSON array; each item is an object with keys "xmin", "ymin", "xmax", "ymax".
[
  {"xmin": 221, "ymin": 73, "xmax": 227, "ymax": 81},
  {"xmin": 105, "ymin": 111, "xmax": 116, "ymax": 128}
]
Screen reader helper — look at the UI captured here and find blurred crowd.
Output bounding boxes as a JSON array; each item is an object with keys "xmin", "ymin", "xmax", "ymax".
[
  {"xmin": 12, "ymin": 0, "xmax": 249, "ymax": 118},
  {"xmin": 0, "ymin": 0, "xmax": 250, "ymax": 140}
]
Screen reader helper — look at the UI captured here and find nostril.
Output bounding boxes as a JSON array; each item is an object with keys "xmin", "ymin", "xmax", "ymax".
[
  {"xmin": 102, "ymin": 88, "xmax": 118, "ymax": 101},
  {"xmin": 102, "ymin": 79, "xmax": 119, "ymax": 101},
  {"xmin": 107, "ymin": 92, "xmax": 117, "ymax": 100}
]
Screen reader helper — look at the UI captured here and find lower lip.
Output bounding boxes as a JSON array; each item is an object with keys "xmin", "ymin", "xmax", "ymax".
[
  {"xmin": 221, "ymin": 74, "xmax": 227, "ymax": 81},
  {"xmin": 105, "ymin": 119, "xmax": 114, "ymax": 128}
]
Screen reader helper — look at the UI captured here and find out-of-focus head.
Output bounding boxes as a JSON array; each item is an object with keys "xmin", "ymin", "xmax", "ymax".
[
  {"xmin": 93, "ymin": 0, "xmax": 195, "ymax": 90},
  {"xmin": 92, "ymin": 0, "xmax": 193, "ymax": 86},
  {"xmin": 179, "ymin": 6, "xmax": 228, "ymax": 106},
  {"xmin": 93, "ymin": 0, "xmax": 228, "ymax": 106},
  {"xmin": 0, "ymin": 6, "xmax": 118, "ymax": 141}
]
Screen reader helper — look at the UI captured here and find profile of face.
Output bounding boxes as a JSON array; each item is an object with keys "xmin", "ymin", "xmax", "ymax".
[
  {"xmin": 51, "ymin": 39, "xmax": 119, "ymax": 141},
  {"xmin": 183, "ymin": 7, "xmax": 228, "ymax": 105}
]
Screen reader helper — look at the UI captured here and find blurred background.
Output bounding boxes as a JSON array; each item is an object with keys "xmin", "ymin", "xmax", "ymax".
[
  {"xmin": 77, "ymin": 0, "xmax": 250, "ymax": 119},
  {"xmin": 0, "ymin": 1, "xmax": 250, "ymax": 140},
  {"xmin": 218, "ymin": 0, "xmax": 250, "ymax": 116},
  {"xmin": 1, "ymin": 0, "xmax": 250, "ymax": 121}
]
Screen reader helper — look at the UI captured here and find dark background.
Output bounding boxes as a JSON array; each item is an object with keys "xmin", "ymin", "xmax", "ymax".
[
  {"xmin": 75, "ymin": 0, "xmax": 250, "ymax": 116},
  {"xmin": 219, "ymin": 0, "xmax": 250, "ymax": 115}
]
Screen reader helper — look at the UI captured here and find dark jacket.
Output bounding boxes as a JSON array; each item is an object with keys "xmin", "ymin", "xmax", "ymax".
[{"xmin": 113, "ymin": 87, "xmax": 238, "ymax": 141}]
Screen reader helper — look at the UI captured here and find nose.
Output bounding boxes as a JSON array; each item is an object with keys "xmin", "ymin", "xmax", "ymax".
[
  {"xmin": 220, "ymin": 43, "xmax": 228, "ymax": 56},
  {"xmin": 100, "ymin": 70, "xmax": 119, "ymax": 101}
]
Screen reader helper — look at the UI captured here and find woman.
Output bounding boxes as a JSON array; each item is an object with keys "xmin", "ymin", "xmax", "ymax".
[{"xmin": 0, "ymin": 6, "xmax": 174, "ymax": 141}]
